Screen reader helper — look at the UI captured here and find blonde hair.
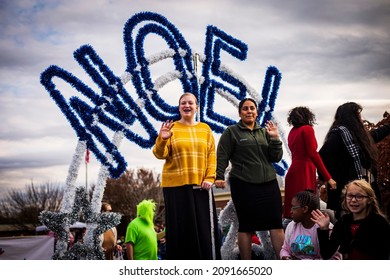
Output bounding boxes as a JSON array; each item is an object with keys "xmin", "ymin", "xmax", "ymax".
[
  {"xmin": 179, "ymin": 92, "xmax": 198, "ymax": 105},
  {"xmin": 341, "ymin": 179, "xmax": 385, "ymax": 217}
]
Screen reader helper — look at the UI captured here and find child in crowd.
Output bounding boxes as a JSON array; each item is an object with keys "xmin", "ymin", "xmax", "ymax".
[
  {"xmin": 280, "ymin": 191, "xmax": 340, "ymax": 260},
  {"xmin": 311, "ymin": 179, "xmax": 390, "ymax": 259}
]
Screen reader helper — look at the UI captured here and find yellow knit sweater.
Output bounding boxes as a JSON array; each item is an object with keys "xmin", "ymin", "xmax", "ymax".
[{"xmin": 152, "ymin": 121, "xmax": 216, "ymax": 187}]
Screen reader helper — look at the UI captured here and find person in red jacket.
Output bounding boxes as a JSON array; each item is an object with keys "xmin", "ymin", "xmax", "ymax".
[{"xmin": 283, "ymin": 107, "xmax": 336, "ymax": 222}]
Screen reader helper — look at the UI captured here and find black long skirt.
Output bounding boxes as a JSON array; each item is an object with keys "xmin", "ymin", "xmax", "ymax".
[
  {"xmin": 163, "ymin": 185, "xmax": 221, "ymax": 260},
  {"xmin": 229, "ymin": 177, "xmax": 283, "ymax": 232}
]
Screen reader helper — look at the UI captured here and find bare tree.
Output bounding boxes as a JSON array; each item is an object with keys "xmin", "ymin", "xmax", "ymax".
[
  {"xmin": 101, "ymin": 168, "xmax": 164, "ymax": 238},
  {"xmin": 0, "ymin": 169, "xmax": 164, "ymax": 238},
  {"xmin": 0, "ymin": 181, "xmax": 64, "ymax": 229}
]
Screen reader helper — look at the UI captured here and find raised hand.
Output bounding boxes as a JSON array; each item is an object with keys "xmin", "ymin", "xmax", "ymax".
[
  {"xmin": 265, "ymin": 120, "xmax": 280, "ymax": 139},
  {"xmin": 311, "ymin": 209, "xmax": 330, "ymax": 230},
  {"xmin": 159, "ymin": 120, "xmax": 175, "ymax": 140}
]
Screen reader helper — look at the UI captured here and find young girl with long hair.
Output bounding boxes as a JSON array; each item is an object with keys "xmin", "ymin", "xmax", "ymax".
[{"xmin": 311, "ymin": 179, "xmax": 390, "ymax": 259}]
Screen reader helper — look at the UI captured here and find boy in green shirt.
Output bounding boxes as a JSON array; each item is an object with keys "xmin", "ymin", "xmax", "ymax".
[{"xmin": 125, "ymin": 199, "xmax": 165, "ymax": 260}]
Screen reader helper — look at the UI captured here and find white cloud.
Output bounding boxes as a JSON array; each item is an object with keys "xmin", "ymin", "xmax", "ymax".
[{"xmin": 0, "ymin": 0, "xmax": 389, "ymax": 197}]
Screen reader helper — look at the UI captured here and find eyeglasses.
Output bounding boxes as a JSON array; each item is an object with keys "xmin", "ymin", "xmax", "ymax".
[
  {"xmin": 291, "ymin": 205, "xmax": 304, "ymax": 210},
  {"xmin": 346, "ymin": 194, "xmax": 369, "ymax": 201}
]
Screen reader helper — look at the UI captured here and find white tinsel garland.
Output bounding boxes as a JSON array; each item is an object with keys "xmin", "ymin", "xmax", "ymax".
[
  {"xmin": 153, "ymin": 70, "xmax": 182, "ymax": 90},
  {"xmin": 215, "ymin": 88, "xmax": 240, "ymax": 108},
  {"xmin": 62, "ymin": 140, "xmax": 86, "ymax": 212},
  {"xmin": 219, "ymin": 64, "xmax": 258, "ymax": 102},
  {"xmin": 218, "ymin": 199, "xmax": 276, "ymax": 260},
  {"xmin": 39, "ymin": 11, "xmax": 287, "ymax": 260},
  {"xmin": 219, "ymin": 199, "xmax": 239, "ymax": 260},
  {"xmin": 146, "ymin": 49, "xmax": 176, "ymax": 64},
  {"xmin": 120, "ymin": 71, "xmax": 132, "ymax": 85}
]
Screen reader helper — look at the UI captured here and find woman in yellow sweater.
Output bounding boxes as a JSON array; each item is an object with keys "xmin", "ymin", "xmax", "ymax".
[{"xmin": 153, "ymin": 92, "xmax": 221, "ymax": 260}]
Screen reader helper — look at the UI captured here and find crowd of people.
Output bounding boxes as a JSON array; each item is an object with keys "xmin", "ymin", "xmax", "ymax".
[{"xmin": 96, "ymin": 94, "xmax": 390, "ymax": 261}]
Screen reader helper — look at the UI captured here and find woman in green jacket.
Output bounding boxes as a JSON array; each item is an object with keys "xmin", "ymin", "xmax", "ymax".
[{"xmin": 215, "ymin": 98, "xmax": 284, "ymax": 259}]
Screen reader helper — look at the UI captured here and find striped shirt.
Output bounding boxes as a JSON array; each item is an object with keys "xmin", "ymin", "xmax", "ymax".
[{"xmin": 153, "ymin": 121, "xmax": 216, "ymax": 187}]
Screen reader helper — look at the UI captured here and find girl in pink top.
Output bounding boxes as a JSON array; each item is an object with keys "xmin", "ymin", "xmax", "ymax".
[{"xmin": 281, "ymin": 191, "xmax": 340, "ymax": 260}]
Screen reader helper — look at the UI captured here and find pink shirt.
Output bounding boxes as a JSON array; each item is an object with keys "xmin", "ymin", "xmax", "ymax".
[{"xmin": 280, "ymin": 221, "xmax": 341, "ymax": 260}]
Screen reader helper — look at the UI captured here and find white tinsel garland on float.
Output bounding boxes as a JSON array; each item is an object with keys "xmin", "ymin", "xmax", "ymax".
[
  {"xmin": 219, "ymin": 199, "xmax": 276, "ymax": 260},
  {"xmin": 38, "ymin": 11, "xmax": 289, "ymax": 259}
]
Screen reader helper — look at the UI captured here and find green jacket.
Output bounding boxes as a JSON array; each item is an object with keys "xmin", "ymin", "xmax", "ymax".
[{"xmin": 216, "ymin": 120, "xmax": 283, "ymax": 183}]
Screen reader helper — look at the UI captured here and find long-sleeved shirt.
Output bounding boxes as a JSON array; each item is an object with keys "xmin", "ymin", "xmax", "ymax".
[
  {"xmin": 317, "ymin": 212, "xmax": 390, "ymax": 260},
  {"xmin": 152, "ymin": 121, "xmax": 216, "ymax": 187},
  {"xmin": 216, "ymin": 120, "xmax": 282, "ymax": 183},
  {"xmin": 283, "ymin": 125, "xmax": 331, "ymax": 218},
  {"xmin": 319, "ymin": 124, "xmax": 390, "ymax": 211},
  {"xmin": 280, "ymin": 221, "xmax": 340, "ymax": 260}
]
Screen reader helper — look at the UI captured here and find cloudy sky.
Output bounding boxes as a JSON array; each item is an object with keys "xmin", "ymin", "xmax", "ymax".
[{"xmin": 0, "ymin": 0, "xmax": 389, "ymax": 198}]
